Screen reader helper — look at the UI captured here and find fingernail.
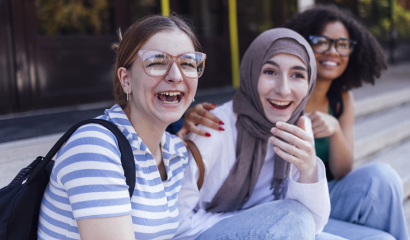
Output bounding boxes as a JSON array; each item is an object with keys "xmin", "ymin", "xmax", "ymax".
[
  {"xmin": 270, "ymin": 136, "xmax": 275, "ymax": 143},
  {"xmin": 219, "ymin": 120, "xmax": 225, "ymax": 125},
  {"xmin": 218, "ymin": 126, "xmax": 225, "ymax": 131},
  {"xmin": 212, "ymin": 103, "xmax": 217, "ymax": 107},
  {"xmin": 276, "ymin": 122, "xmax": 282, "ymax": 127},
  {"xmin": 205, "ymin": 133, "xmax": 211, "ymax": 137},
  {"xmin": 271, "ymin": 128, "xmax": 277, "ymax": 134}
]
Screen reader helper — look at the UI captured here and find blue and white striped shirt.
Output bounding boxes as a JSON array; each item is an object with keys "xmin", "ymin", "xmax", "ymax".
[{"xmin": 37, "ymin": 104, "xmax": 188, "ymax": 240}]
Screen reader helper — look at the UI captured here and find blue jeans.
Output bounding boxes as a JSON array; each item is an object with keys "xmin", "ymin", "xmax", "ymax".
[
  {"xmin": 195, "ymin": 200, "xmax": 316, "ymax": 240},
  {"xmin": 323, "ymin": 162, "xmax": 408, "ymax": 240}
]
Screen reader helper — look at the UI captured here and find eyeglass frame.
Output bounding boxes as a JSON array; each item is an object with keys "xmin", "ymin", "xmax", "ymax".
[
  {"xmin": 308, "ymin": 35, "xmax": 357, "ymax": 56},
  {"xmin": 126, "ymin": 49, "xmax": 207, "ymax": 79}
]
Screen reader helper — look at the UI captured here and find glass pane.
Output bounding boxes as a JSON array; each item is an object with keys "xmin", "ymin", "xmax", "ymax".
[{"xmin": 36, "ymin": 0, "xmax": 114, "ymax": 36}]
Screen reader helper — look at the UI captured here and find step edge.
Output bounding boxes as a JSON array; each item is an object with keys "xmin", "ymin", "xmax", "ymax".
[
  {"xmin": 354, "ymin": 120, "xmax": 410, "ymax": 161},
  {"xmin": 355, "ymin": 88, "xmax": 410, "ymax": 118}
]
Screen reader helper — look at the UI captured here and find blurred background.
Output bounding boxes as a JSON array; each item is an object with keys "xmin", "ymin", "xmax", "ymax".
[{"xmin": 1, "ymin": 0, "xmax": 410, "ymax": 115}]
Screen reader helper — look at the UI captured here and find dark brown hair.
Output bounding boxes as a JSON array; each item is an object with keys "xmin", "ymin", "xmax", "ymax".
[
  {"xmin": 112, "ymin": 14, "xmax": 201, "ymax": 106},
  {"xmin": 284, "ymin": 5, "xmax": 387, "ymax": 93}
]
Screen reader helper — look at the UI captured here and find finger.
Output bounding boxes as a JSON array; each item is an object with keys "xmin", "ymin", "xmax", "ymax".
[
  {"xmin": 311, "ymin": 119, "xmax": 323, "ymax": 129},
  {"xmin": 270, "ymin": 128, "xmax": 310, "ymax": 152},
  {"xmin": 176, "ymin": 127, "xmax": 190, "ymax": 140},
  {"xmin": 201, "ymin": 102, "xmax": 217, "ymax": 111},
  {"xmin": 269, "ymin": 136, "xmax": 306, "ymax": 159},
  {"xmin": 199, "ymin": 116, "xmax": 223, "ymax": 131},
  {"xmin": 312, "ymin": 124, "xmax": 327, "ymax": 136},
  {"xmin": 314, "ymin": 129, "xmax": 331, "ymax": 139},
  {"xmin": 273, "ymin": 146, "xmax": 304, "ymax": 165},
  {"xmin": 297, "ymin": 116, "xmax": 306, "ymax": 131},
  {"xmin": 306, "ymin": 111, "xmax": 318, "ymax": 121},
  {"xmin": 274, "ymin": 122, "xmax": 310, "ymax": 142},
  {"xmin": 197, "ymin": 108, "xmax": 223, "ymax": 125},
  {"xmin": 188, "ymin": 123, "xmax": 212, "ymax": 137}
]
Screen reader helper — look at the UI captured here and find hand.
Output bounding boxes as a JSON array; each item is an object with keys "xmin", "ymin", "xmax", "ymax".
[
  {"xmin": 306, "ymin": 111, "xmax": 340, "ymax": 138},
  {"xmin": 269, "ymin": 116, "xmax": 318, "ymax": 183},
  {"xmin": 176, "ymin": 102, "xmax": 224, "ymax": 139}
]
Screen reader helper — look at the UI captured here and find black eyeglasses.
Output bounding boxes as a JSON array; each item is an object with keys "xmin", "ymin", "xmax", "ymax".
[{"xmin": 309, "ymin": 35, "xmax": 357, "ymax": 57}]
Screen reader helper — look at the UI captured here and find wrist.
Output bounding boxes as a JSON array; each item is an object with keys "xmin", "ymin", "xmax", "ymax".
[{"xmin": 298, "ymin": 162, "xmax": 318, "ymax": 184}]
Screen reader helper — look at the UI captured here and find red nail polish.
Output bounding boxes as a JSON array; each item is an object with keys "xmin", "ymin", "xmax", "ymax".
[
  {"xmin": 219, "ymin": 120, "xmax": 225, "ymax": 125},
  {"xmin": 212, "ymin": 103, "xmax": 217, "ymax": 107},
  {"xmin": 205, "ymin": 133, "xmax": 211, "ymax": 137},
  {"xmin": 218, "ymin": 126, "xmax": 225, "ymax": 131}
]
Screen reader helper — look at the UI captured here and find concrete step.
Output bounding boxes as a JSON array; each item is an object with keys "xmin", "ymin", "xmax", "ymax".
[
  {"xmin": 355, "ymin": 137, "xmax": 410, "ymax": 201},
  {"xmin": 354, "ymin": 87, "xmax": 410, "ymax": 118},
  {"xmin": 353, "ymin": 102, "xmax": 410, "ymax": 161}
]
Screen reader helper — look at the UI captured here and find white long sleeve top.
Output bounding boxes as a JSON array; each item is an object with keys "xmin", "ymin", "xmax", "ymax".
[{"xmin": 174, "ymin": 101, "xmax": 330, "ymax": 239}]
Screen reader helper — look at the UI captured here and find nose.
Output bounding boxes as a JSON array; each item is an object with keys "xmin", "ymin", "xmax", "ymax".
[
  {"xmin": 164, "ymin": 62, "xmax": 183, "ymax": 83},
  {"xmin": 325, "ymin": 42, "xmax": 339, "ymax": 56},
  {"xmin": 275, "ymin": 74, "xmax": 291, "ymax": 97}
]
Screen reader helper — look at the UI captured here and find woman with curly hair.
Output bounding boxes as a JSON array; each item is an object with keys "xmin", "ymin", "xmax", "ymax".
[{"xmin": 177, "ymin": 5, "xmax": 408, "ymax": 240}]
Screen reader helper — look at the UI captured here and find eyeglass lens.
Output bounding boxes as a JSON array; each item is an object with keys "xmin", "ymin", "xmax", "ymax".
[
  {"xmin": 310, "ymin": 36, "xmax": 354, "ymax": 56},
  {"xmin": 141, "ymin": 51, "xmax": 205, "ymax": 78}
]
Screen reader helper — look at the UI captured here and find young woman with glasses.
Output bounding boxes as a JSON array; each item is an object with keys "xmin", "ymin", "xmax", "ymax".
[
  {"xmin": 177, "ymin": 5, "xmax": 408, "ymax": 240},
  {"xmin": 37, "ymin": 15, "xmax": 206, "ymax": 240}
]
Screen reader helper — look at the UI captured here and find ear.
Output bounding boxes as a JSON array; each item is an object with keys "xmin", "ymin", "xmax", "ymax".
[{"xmin": 118, "ymin": 67, "xmax": 132, "ymax": 94}]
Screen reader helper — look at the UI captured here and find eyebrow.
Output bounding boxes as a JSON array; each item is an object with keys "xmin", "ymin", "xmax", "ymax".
[{"xmin": 264, "ymin": 60, "xmax": 307, "ymax": 72}]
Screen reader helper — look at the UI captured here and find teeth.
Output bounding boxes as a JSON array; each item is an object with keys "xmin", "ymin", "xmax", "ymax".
[
  {"xmin": 159, "ymin": 91, "xmax": 181, "ymax": 96},
  {"xmin": 160, "ymin": 100, "xmax": 179, "ymax": 103},
  {"xmin": 269, "ymin": 100, "xmax": 291, "ymax": 106},
  {"xmin": 322, "ymin": 61, "xmax": 337, "ymax": 66}
]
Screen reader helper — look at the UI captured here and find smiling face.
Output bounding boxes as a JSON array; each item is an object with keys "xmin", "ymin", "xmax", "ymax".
[
  {"xmin": 314, "ymin": 21, "xmax": 350, "ymax": 82},
  {"xmin": 125, "ymin": 30, "xmax": 197, "ymax": 127},
  {"xmin": 258, "ymin": 53, "xmax": 309, "ymax": 123}
]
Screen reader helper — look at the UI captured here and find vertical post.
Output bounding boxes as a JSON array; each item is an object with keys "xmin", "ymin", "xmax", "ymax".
[
  {"xmin": 161, "ymin": 0, "xmax": 170, "ymax": 16},
  {"xmin": 229, "ymin": 0, "xmax": 240, "ymax": 88}
]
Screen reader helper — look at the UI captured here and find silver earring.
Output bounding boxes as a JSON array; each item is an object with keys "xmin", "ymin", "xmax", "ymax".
[
  {"xmin": 127, "ymin": 90, "xmax": 129, "ymax": 101},
  {"xmin": 192, "ymin": 98, "xmax": 195, "ymax": 103}
]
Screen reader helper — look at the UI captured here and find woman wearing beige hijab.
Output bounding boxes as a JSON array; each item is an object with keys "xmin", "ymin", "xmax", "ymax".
[{"xmin": 174, "ymin": 28, "xmax": 333, "ymax": 240}]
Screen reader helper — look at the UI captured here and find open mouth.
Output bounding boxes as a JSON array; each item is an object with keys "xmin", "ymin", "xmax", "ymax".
[
  {"xmin": 157, "ymin": 91, "xmax": 184, "ymax": 104},
  {"xmin": 269, "ymin": 100, "xmax": 292, "ymax": 110}
]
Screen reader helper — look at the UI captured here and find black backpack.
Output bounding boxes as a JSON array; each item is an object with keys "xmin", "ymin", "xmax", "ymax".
[{"xmin": 0, "ymin": 119, "xmax": 136, "ymax": 240}]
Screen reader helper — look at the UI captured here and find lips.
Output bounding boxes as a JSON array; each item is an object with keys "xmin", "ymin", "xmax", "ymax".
[
  {"xmin": 157, "ymin": 91, "xmax": 184, "ymax": 104},
  {"xmin": 269, "ymin": 100, "xmax": 292, "ymax": 110}
]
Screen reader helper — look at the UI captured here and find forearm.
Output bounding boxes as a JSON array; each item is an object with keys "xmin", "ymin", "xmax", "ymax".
[{"xmin": 328, "ymin": 126, "xmax": 353, "ymax": 180}]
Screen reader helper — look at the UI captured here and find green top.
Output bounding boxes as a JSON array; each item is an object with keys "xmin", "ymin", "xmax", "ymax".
[{"xmin": 314, "ymin": 105, "xmax": 333, "ymax": 163}]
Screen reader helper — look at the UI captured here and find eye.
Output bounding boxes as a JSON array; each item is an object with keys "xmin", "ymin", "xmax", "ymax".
[
  {"xmin": 292, "ymin": 72, "xmax": 305, "ymax": 79},
  {"xmin": 263, "ymin": 69, "xmax": 276, "ymax": 75},
  {"xmin": 181, "ymin": 62, "xmax": 196, "ymax": 68},
  {"xmin": 147, "ymin": 62, "xmax": 165, "ymax": 67}
]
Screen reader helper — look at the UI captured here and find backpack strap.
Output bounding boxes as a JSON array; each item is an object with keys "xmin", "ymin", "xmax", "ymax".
[
  {"xmin": 27, "ymin": 119, "xmax": 136, "ymax": 198},
  {"xmin": 185, "ymin": 140, "xmax": 205, "ymax": 190}
]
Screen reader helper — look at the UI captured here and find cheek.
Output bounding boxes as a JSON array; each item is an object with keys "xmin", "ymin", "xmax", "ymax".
[
  {"xmin": 257, "ymin": 77, "xmax": 272, "ymax": 102},
  {"xmin": 292, "ymin": 81, "xmax": 309, "ymax": 104}
]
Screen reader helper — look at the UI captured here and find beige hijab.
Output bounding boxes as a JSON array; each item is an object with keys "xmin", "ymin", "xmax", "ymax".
[{"xmin": 206, "ymin": 28, "xmax": 317, "ymax": 213}]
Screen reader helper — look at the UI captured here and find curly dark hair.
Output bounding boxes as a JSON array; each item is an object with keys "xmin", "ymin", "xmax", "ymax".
[{"xmin": 284, "ymin": 5, "xmax": 387, "ymax": 92}]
